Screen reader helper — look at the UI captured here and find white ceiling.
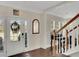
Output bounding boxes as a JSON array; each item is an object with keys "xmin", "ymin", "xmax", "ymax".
[
  {"xmin": 47, "ymin": 1, "xmax": 79, "ymax": 19},
  {"xmin": 0, "ymin": 1, "xmax": 79, "ymax": 19},
  {"xmin": 0, "ymin": 1, "xmax": 63, "ymax": 13}
]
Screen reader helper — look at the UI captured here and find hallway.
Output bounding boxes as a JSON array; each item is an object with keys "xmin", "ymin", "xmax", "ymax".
[{"xmin": 0, "ymin": 1, "xmax": 79, "ymax": 57}]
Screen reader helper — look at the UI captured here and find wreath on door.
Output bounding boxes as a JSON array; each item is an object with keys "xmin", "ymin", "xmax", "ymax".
[{"xmin": 11, "ymin": 21, "xmax": 20, "ymax": 33}]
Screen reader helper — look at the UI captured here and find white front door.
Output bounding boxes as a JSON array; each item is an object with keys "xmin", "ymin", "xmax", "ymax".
[{"xmin": 6, "ymin": 16, "xmax": 27, "ymax": 56}]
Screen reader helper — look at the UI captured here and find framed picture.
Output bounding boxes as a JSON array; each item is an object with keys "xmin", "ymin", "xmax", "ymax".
[{"xmin": 13, "ymin": 9, "xmax": 19, "ymax": 16}]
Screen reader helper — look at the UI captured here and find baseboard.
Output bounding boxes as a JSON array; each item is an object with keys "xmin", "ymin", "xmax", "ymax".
[
  {"xmin": 9, "ymin": 47, "xmax": 40, "ymax": 57},
  {"xmin": 24, "ymin": 46, "xmax": 40, "ymax": 52},
  {"xmin": 41, "ymin": 44, "xmax": 50, "ymax": 49}
]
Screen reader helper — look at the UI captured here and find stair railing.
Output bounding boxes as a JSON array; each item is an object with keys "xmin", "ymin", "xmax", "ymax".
[{"xmin": 51, "ymin": 13, "xmax": 79, "ymax": 55}]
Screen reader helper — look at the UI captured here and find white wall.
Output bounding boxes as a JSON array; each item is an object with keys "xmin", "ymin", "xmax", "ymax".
[
  {"xmin": 0, "ymin": 5, "xmax": 66, "ymax": 56},
  {"xmin": 40, "ymin": 13, "xmax": 65, "ymax": 49},
  {"xmin": 0, "ymin": 5, "xmax": 41, "ymax": 56}
]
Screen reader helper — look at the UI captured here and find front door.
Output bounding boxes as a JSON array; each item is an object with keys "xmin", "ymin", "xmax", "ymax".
[{"xmin": 6, "ymin": 16, "xmax": 27, "ymax": 56}]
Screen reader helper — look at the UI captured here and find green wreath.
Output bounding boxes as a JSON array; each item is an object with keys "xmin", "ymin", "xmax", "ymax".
[{"xmin": 11, "ymin": 21, "xmax": 20, "ymax": 33}]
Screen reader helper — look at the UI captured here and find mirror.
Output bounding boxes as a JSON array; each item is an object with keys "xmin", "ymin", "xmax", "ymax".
[{"xmin": 32, "ymin": 19, "xmax": 40, "ymax": 34}]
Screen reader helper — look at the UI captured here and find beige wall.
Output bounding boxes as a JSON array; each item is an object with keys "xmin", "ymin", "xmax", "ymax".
[
  {"xmin": 45, "ymin": 14, "xmax": 65, "ymax": 48},
  {"xmin": 0, "ymin": 5, "xmax": 41, "ymax": 52},
  {"xmin": 40, "ymin": 13, "xmax": 65, "ymax": 49},
  {"xmin": 0, "ymin": 5, "xmax": 65, "ymax": 53}
]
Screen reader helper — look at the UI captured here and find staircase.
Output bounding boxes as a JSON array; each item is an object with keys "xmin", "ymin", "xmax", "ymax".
[
  {"xmin": 51, "ymin": 13, "xmax": 79, "ymax": 56},
  {"xmin": 63, "ymin": 46, "xmax": 79, "ymax": 55}
]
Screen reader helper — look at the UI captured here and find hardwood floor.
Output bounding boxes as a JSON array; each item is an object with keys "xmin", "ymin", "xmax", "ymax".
[{"xmin": 9, "ymin": 48, "xmax": 70, "ymax": 57}]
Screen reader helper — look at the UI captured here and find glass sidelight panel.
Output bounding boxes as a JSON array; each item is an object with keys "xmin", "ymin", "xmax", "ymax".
[
  {"xmin": 25, "ymin": 21, "xmax": 27, "ymax": 47},
  {"xmin": 0, "ymin": 20, "xmax": 4, "ymax": 51}
]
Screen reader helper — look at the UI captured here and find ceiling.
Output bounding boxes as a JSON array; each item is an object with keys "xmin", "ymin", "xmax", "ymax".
[
  {"xmin": 47, "ymin": 1, "xmax": 79, "ymax": 19},
  {"xmin": 0, "ymin": 1, "xmax": 79, "ymax": 19},
  {"xmin": 0, "ymin": 1, "xmax": 63, "ymax": 13}
]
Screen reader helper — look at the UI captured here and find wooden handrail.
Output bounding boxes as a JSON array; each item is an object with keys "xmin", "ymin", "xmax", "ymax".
[{"xmin": 56, "ymin": 14, "xmax": 79, "ymax": 33}]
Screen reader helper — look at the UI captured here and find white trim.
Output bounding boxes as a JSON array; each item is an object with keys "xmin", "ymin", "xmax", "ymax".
[{"xmin": 41, "ymin": 44, "xmax": 50, "ymax": 49}]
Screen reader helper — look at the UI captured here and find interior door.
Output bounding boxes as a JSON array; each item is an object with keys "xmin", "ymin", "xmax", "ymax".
[{"xmin": 6, "ymin": 16, "xmax": 26, "ymax": 56}]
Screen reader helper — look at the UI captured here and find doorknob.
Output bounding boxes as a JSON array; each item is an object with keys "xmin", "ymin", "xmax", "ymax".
[{"xmin": 22, "ymin": 33, "xmax": 24, "ymax": 36}]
